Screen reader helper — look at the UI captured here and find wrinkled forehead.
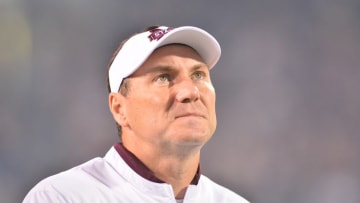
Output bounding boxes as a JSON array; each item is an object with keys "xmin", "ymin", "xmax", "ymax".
[{"xmin": 131, "ymin": 44, "xmax": 208, "ymax": 76}]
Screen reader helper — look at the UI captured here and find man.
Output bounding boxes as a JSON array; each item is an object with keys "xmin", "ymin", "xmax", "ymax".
[{"xmin": 23, "ymin": 25, "xmax": 249, "ymax": 202}]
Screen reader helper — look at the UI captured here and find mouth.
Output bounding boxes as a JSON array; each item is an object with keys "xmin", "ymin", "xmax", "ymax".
[{"xmin": 175, "ymin": 113, "xmax": 205, "ymax": 119}]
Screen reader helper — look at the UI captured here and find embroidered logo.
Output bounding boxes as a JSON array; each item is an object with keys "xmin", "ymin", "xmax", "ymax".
[{"xmin": 148, "ymin": 27, "xmax": 174, "ymax": 42}]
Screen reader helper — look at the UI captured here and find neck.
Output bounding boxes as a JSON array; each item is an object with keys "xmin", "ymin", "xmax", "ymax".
[
  {"xmin": 150, "ymin": 152, "xmax": 200, "ymax": 199},
  {"xmin": 123, "ymin": 139, "xmax": 202, "ymax": 199}
]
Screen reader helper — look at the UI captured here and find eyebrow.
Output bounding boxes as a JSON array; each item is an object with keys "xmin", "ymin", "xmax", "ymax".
[
  {"xmin": 148, "ymin": 66, "xmax": 173, "ymax": 73},
  {"xmin": 146, "ymin": 63, "xmax": 208, "ymax": 74}
]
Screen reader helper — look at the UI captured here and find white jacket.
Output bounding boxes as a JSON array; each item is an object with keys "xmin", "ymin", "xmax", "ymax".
[{"xmin": 23, "ymin": 146, "xmax": 249, "ymax": 203}]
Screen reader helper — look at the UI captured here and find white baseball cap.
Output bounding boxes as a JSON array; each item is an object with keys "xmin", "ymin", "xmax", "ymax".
[{"xmin": 108, "ymin": 26, "xmax": 221, "ymax": 92}]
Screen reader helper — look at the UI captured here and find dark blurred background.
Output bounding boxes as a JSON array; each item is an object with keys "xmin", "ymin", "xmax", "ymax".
[{"xmin": 1, "ymin": 0, "xmax": 360, "ymax": 202}]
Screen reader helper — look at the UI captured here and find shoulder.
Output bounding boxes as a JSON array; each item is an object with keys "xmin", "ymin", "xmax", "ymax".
[
  {"xmin": 198, "ymin": 175, "xmax": 249, "ymax": 203},
  {"xmin": 23, "ymin": 157, "xmax": 116, "ymax": 202}
]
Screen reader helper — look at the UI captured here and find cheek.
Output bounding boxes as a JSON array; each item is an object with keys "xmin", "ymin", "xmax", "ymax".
[
  {"xmin": 203, "ymin": 85, "xmax": 216, "ymax": 108},
  {"xmin": 210, "ymin": 97, "xmax": 217, "ymax": 126},
  {"xmin": 203, "ymin": 81, "xmax": 216, "ymax": 102},
  {"xmin": 198, "ymin": 84, "xmax": 216, "ymax": 112},
  {"xmin": 205, "ymin": 87, "xmax": 217, "ymax": 124},
  {"xmin": 126, "ymin": 95, "xmax": 167, "ymax": 123}
]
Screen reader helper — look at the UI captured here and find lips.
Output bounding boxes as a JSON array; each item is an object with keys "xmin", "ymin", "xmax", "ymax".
[{"xmin": 175, "ymin": 113, "xmax": 205, "ymax": 119}]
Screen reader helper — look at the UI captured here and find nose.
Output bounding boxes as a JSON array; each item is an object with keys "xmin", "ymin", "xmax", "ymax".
[{"xmin": 175, "ymin": 80, "xmax": 200, "ymax": 103}]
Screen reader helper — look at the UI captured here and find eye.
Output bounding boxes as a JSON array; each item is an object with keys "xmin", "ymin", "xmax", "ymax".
[
  {"xmin": 155, "ymin": 74, "xmax": 171, "ymax": 82},
  {"xmin": 192, "ymin": 71, "xmax": 205, "ymax": 80}
]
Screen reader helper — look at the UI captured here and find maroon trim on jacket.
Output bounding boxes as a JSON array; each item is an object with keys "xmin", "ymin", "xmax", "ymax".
[{"xmin": 114, "ymin": 143, "xmax": 200, "ymax": 185}]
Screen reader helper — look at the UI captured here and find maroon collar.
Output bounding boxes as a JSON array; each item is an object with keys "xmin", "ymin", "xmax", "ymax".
[{"xmin": 114, "ymin": 143, "xmax": 201, "ymax": 185}]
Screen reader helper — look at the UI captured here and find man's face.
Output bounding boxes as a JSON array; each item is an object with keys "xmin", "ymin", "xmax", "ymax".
[{"xmin": 120, "ymin": 44, "xmax": 216, "ymax": 150}]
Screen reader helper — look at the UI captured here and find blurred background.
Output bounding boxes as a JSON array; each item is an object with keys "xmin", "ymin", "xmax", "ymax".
[{"xmin": 1, "ymin": 0, "xmax": 360, "ymax": 202}]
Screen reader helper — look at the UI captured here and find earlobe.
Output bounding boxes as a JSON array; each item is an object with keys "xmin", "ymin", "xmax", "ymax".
[{"xmin": 109, "ymin": 93, "xmax": 127, "ymax": 127}]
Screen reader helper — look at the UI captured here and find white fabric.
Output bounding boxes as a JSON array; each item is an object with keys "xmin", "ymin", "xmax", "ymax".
[{"xmin": 23, "ymin": 147, "xmax": 249, "ymax": 203}]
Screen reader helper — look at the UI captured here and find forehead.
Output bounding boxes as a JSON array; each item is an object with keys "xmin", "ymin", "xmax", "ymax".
[
  {"xmin": 153, "ymin": 43, "xmax": 203, "ymax": 58},
  {"xmin": 138, "ymin": 44, "xmax": 207, "ymax": 71}
]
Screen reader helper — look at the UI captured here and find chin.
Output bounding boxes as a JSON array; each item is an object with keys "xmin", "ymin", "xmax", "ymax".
[{"xmin": 174, "ymin": 133, "xmax": 212, "ymax": 146}]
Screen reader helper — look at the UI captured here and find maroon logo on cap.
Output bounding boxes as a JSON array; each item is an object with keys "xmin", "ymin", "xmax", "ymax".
[{"xmin": 148, "ymin": 27, "xmax": 174, "ymax": 42}]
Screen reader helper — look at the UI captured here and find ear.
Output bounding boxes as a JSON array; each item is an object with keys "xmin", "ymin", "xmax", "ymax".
[{"xmin": 109, "ymin": 93, "xmax": 128, "ymax": 127}]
